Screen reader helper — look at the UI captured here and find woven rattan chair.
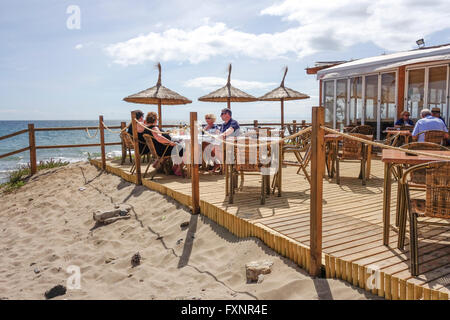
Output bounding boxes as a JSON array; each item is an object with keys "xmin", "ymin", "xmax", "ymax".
[
  {"xmin": 417, "ymin": 130, "xmax": 447, "ymax": 145},
  {"xmin": 400, "ymin": 161, "xmax": 450, "ymax": 276},
  {"xmin": 392, "ymin": 143, "xmax": 450, "ymax": 227},
  {"xmin": 350, "ymin": 125, "xmax": 374, "ymax": 136},
  {"xmin": 120, "ymin": 132, "xmax": 135, "ymax": 165},
  {"xmin": 143, "ymin": 134, "xmax": 172, "ymax": 179},
  {"xmin": 228, "ymin": 137, "xmax": 271, "ymax": 205},
  {"xmin": 336, "ymin": 133, "xmax": 370, "ymax": 185},
  {"xmin": 399, "ymin": 142, "xmax": 449, "ymax": 185}
]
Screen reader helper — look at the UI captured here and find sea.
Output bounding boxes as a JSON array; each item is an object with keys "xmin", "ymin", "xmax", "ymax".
[{"xmin": 0, "ymin": 118, "xmax": 310, "ymax": 184}]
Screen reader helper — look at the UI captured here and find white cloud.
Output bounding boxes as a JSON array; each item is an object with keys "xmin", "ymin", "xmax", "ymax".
[
  {"xmin": 105, "ymin": 0, "xmax": 450, "ymax": 65},
  {"xmin": 184, "ymin": 77, "xmax": 277, "ymax": 91},
  {"xmin": 74, "ymin": 44, "xmax": 83, "ymax": 50}
]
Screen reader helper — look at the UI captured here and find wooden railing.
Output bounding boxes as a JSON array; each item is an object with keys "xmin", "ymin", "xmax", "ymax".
[{"xmin": 0, "ymin": 116, "xmax": 124, "ymax": 175}]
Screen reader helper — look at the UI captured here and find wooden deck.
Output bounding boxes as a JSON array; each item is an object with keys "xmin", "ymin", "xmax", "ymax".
[{"xmin": 91, "ymin": 155, "xmax": 449, "ymax": 300}]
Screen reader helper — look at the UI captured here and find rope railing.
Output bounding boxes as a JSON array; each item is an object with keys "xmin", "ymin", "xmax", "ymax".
[
  {"xmin": 102, "ymin": 122, "xmax": 131, "ymax": 134},
  {"xmin": 85, "ymin": 127, "xmax": 99, "ymax": 139},
  {"xmin": 322, "ymin": 126, "xmax": 450, "ymax": 160}
]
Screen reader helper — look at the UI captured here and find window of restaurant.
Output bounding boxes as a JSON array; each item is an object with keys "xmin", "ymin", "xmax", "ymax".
[
  {"xmin": 406, "ymin": 64, "xmax": 450, "ymax": 125},
  {"xmin": 364, "ymin": 75, "xmax": 378, "ymax": 128},
  {"xmin": 322, "ymin": 71, "xmax": 397, "ymax": 138},
  {"xmin": 406, "ymin": 68, "xmax": 425, "ymax": 120},
  {"xmin": 324, "ymin": 80, "xmax": 335, "ymax": 127},
  {"xmin": 380, "ymin": 72, "xmax": 397, "ymax": 136},
  {"xmin": 349, "ymin": 77, "xmax": 363, "ymax": 125},
  {"xmin": 427, "ymin": 65, "xmax": 448, "ymax": 124},
  {"xmin": 336, "ymin": 79, "xmax": 347, "ymax": 130}
]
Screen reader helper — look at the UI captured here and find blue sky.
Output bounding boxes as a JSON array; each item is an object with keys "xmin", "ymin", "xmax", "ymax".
[{"xmin": 1, "ymin": 0, "xmax": 450, "ymax": 122}]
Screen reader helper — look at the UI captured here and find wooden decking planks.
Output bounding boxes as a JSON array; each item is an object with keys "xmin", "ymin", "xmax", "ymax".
[{"xmin": 99, "ymin": 156, "xmax": 449, "ymax": 299}]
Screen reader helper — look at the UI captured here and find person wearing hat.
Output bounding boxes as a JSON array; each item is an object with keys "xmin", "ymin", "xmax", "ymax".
[
  {"xmin": 431, "ymin": 107, "xmax": 446, "ymax": 126},
  {"xmin": 412, "ymin": 108, "xmax": 448, "ymax": 142},
  {"xmin": 394, "ymin": 111, "xmax": 414, "ymax": 127}
]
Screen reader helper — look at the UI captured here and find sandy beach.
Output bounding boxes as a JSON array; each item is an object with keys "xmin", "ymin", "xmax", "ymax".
[{"xmin": 0, "ymin": 162, "xmax": 378, "ymax": 300}]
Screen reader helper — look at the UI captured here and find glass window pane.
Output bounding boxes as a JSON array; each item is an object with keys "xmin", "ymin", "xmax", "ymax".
[
  {"xmin": 427, "ymin": 66, "xmax": 447, "ymax": 122},
  {"xmin": 336, "ymin": 79, "xmax": 347, "ymax": 130},
  {"xmin": 324, "ymin": 81, "xmax": 334, "ymax": 126},
  {"xmin": 380, "ymin": 73, "xmax": 396, "ymax": 120},
  {"xmin": 365, "ymin": 75, "xmax": 378, "ymax": 123},
  {"xmin": 407, "ymin": 69, "xmax": 425, "ymax": 120},
  {"xmin": 350, "ymin": 77, "xmax": 362, "ymax": 125}
]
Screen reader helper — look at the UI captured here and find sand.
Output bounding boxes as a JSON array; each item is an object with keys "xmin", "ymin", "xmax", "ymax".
[{"xmin": 0, "ymin": 162, "xmax": 379, "ymax": 300}]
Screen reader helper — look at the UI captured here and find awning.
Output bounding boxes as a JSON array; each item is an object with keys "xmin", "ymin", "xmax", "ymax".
[{"xmin": 317, "ymin": 44, "xmax": 450, "ymax": 80}]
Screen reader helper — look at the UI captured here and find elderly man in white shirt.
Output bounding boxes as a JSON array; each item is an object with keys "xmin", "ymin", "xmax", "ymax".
[{"xmin": 412, "ymin": 108, "xmax": 448, "ymax": 142}]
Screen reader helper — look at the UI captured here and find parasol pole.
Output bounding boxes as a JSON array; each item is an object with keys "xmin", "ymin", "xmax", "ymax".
[
  {"xmin": 158, "ymin": 99, "xmax": 162, "ymax": 129},
  {"xmin": 227, "ymin": 64, "xmax": 232, "ymax": 109},
  {"xmin": 281, "ymin": 98, "xmax": 285, "ymax": 138},
  {"xmin": 156, "ymin": 63, "xmax": 163, "ymax": 129},
  {"xmin": 280, "ymin": 67, "xmax": 288, "ymax": 138}
]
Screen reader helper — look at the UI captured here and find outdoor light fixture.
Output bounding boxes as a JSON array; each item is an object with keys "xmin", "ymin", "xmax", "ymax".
[{"xmin": 416, "ymin": 38, "xmax": 425, "ymax": 48}]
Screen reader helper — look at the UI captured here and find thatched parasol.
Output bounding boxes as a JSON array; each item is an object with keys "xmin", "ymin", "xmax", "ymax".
[
  {"xmin": 123, "ymin": 63, "xmax": 192, "ymax": 128},
  {"xmin": 198, "ymin": 64, "xmax": 258, "ymax": 108},
  {"xmin": 259, "ymin": 67, "xmax": 310, "ymax": 136}
]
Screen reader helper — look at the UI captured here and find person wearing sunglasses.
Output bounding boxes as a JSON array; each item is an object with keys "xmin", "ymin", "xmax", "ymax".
[
  {"xmin": 394, "ymin": 111, "xmax": 414, "ymax": 127},
  {"xmin": 219, "ymin": 108, "xmax": 240, "ymax": 137},
  {"xmin": 204, "ymin": 114, "xmax": 219, "ymax": 134}
]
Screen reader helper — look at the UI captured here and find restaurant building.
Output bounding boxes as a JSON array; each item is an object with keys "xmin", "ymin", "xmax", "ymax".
[{"xmin": 306, "ymin": 43, "xmax": 450, "ymax": 140}]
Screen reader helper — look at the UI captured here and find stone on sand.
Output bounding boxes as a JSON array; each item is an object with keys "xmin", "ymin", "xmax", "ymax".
[{"xmin": 245, "ymin": 260, "xmax": 273, "ymax": 282}]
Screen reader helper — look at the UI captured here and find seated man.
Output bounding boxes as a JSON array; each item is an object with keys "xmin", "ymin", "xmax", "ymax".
[
  {"xmin": 219, "ymin": 108, "xmax": 240, "ymax": 137},
  {"xmin": 412, "ymin": 108, "xmax": 448, "ymax": 142},
  {"xmin": 395, "ymin": 111, "xmax": 414, "ymax": 127},
  {"xmin": 209, "ymin": 108, "xmax": 240, "ymax": 173}
]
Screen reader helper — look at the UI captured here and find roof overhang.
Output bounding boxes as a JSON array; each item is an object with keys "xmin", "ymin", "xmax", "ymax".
[{"xmin": 316, "ymin": 44, "xmax": 450, "ymax": 80}]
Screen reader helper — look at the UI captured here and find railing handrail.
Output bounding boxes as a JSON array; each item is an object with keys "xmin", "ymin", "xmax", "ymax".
[{"xmin": 0, "ymin": 129, "xmax": 29, "ymax": 141}]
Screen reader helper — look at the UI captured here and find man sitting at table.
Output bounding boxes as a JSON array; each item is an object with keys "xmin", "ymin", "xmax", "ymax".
[
  {"xmin": 412, "ymin": 108, "xmax": 448, "ymax": 142},
  {"xmin": 219, "ymin": 108, "xmax": 240, "ymax": 137},
  {"xmin": 394, "ymin": 111, "xmax": 414, "ymax": 127},
  {"xmin": 207, "ymin": 108, "xmax": 240, "ymax": 173}
]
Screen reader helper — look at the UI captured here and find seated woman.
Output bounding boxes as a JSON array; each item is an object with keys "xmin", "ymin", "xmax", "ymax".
[
  {"xmin": 143, "ymin": 112, "xmax": 184, "ymax": 176},
  {"xmin": 127, "ymin": 110, "xmax": 149, "ymax": 156},
  {"xmin": 395, "ymin": 111, "xmax": 414, "ymax": 127},
  {"xmin": 203, "ymin": 114, "xmax": 220, "ymax": 134}
]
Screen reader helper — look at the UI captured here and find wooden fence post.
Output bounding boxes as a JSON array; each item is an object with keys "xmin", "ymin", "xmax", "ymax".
[
  {"xmin": 253, "ymin": 120, "xmax": 258, "ymax": 128},
  {"xmin": 131, "ymin": 111, "xmax": 142, "ymax": 185},
  {"xmin": 99, "ymin": 115, "xmax": 106, "ymax": 170},
  {"xmin": 310, "ymin": 106, "xmax": 325, "ymax": 277},
  {"xmin": 190, "ymin": 112, "xmax": 200, "ymax": 214},
  {"xmin": 120, "ymin": 122, "xmax": 126, "ymax": 165},
  {"xmin": 28, "ymin": 124, "xmax": 37, "ymax": 175}
]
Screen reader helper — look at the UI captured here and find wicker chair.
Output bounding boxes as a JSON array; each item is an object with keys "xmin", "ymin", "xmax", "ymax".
[
  {"xmin": 400, "ymin": 161, "xmax": 450, "ymax": 276},
  {"xmin": 120, "ymin": 131, "xmax": 135, "ymax": 165},
  {"xmin": 399, "ymin": 143, "xmax": 449, "ymax": 185},
  {"xmin": 228, "ymin": 137, "xmax": 271, "ymax": 205},
  {"xmin": 142, "ymin": 134, "xmax": 172, "ymax": 179},
  {"xmin": 417, "ymin": 130, "xmax": 447, "ymax": 145},
  {"xmin": 350, "ymin": 125, "xmax": 374, "ymax": 136},
  {"xmin": 393, "ymin": 143, "xmax": 450, "ymax": 227},
  {"xmin": 336, "ymin": 133, "xmax": 371, "ymax": 185}
]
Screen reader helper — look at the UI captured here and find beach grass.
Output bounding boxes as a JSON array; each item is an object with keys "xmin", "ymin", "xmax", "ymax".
[{"xmin": 0, "ymin": 159, "xmax": 70, "ymax": 193}]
